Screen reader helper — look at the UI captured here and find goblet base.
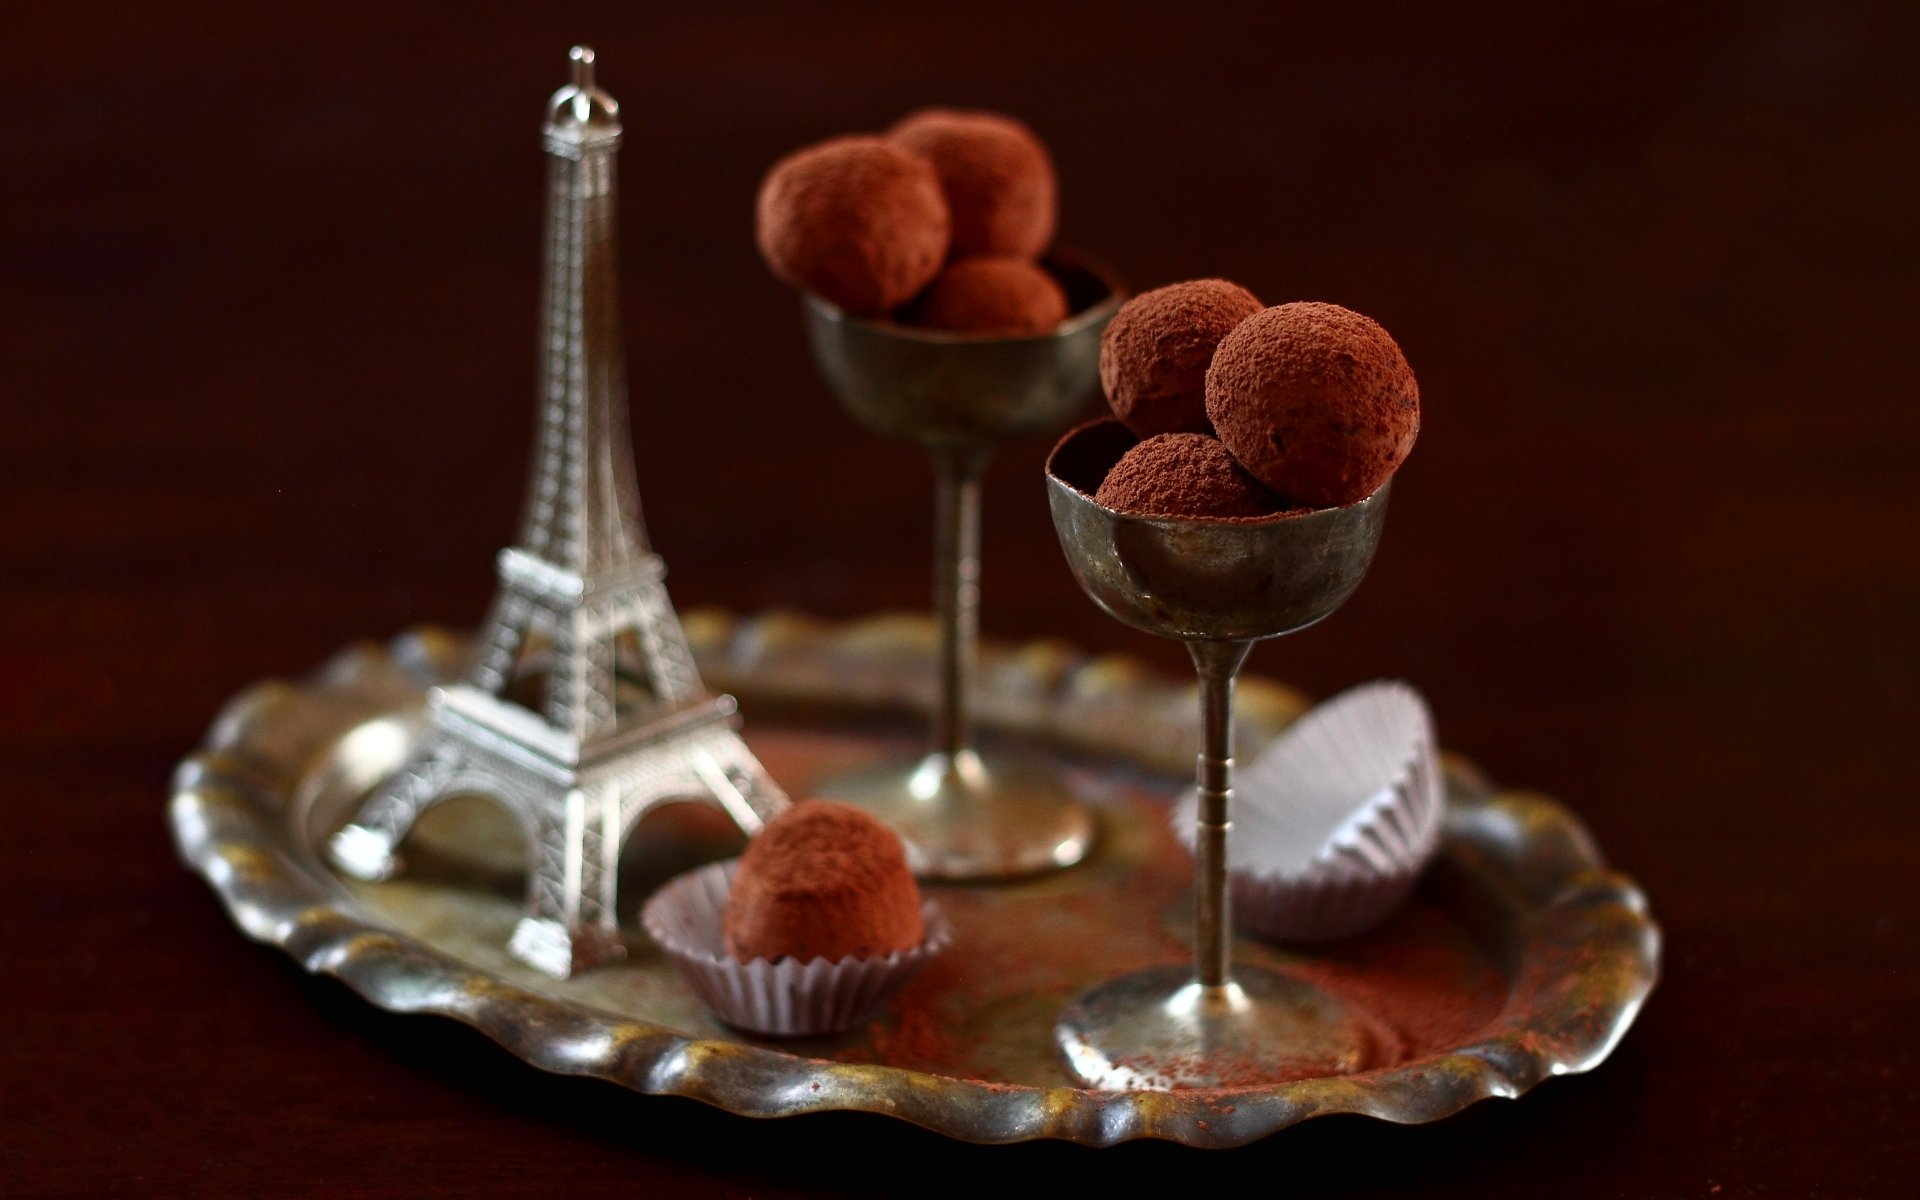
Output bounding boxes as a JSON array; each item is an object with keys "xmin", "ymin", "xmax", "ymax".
[
  {"xmin": 821, "ymin": 748, "xmax": 1095, "ymax": 881},
  {"xmin": 1055, "ymin": 964, "xmax": 1380, "ymax": 1090}
]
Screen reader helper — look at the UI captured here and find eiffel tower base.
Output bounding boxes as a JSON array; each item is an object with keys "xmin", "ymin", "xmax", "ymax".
[{"xmin": 328, "ymin": 685, "xmax": 785, "ymax": 979}]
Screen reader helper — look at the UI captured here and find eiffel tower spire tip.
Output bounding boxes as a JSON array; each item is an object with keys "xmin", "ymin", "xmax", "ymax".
[{"xmin": 548, "ymin": 43, "xmax": 618, "ymax": 136}]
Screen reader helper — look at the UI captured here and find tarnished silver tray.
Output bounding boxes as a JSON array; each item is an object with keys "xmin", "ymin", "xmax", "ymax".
[{"xmin": 168, "ymin": 610, "xmax": 1659, "ymax": 1148}]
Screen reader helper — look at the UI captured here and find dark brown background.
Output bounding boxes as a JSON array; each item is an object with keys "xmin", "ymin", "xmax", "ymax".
[{"xmin": 4, "ymin": 1, "xmax": 1916, "ymax": 1195}]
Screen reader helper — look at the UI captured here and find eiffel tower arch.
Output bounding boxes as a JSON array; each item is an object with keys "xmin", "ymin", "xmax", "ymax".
[{"xmin": 329, "ymin": 47, "xmax": 788, "ymax": 978}]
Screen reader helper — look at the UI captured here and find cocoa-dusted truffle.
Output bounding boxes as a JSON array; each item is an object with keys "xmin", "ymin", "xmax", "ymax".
[
  {"xmin": 889, "ymin": 108, "xmax": 1056, "ymax": 260},
  {"xmin": 1100, "ymin": 279, "xmax": 1264, "ymax": 439},
  {"xmin": 755, "ymin": 135, "xmax": 951, "ymax": 317},
  {"xmin": 906, "ymin": 256, "xmax": 1069, "ymax": 335},
  {"xmin": 723, "ymin": 800, "xmax": 923, "ymax": 963},
  {"xmin": 1205, "ymin": 302, "xmax": 1420, "ymax": 508},
  {"xmin": 1094, "ymin": 432, "xmax": 1287, "ymax": 520}
]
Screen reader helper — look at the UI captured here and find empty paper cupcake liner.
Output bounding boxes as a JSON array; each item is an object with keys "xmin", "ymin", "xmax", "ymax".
[
  {"xmin": 1174, "ymin": 680, "xmax": 1443, "ymax": 942},
  {"xmin": 640, "ymin": 860, "xmax": 951, "ymax": 1037}
]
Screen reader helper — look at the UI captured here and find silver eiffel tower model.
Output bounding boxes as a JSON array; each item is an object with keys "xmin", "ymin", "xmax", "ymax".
[{"xmin": 329, "ymin": 46, "xmax": 789, "ymax": 978}]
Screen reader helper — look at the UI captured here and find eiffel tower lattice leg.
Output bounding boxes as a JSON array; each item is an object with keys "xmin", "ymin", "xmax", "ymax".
[
  {"xmin": 626, "ymin": 576, "xmax": 704, "ymax": 706},
  {"xmin": 685, "ymin": 724, "xmax": 789, "ymax": 830},
  {"xmin": 328, "ymin": 742, "xmax": 463, "ymax": 881},
  {"xmin": 507, "ymin": 783, "xmax": 623, "ymax": 978},
  {"xmin": 469, "ymin": 588, "xmax": 536, "ymax": 695}
]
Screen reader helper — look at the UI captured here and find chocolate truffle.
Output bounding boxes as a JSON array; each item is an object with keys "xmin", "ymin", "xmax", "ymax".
[
  {"xmin": 1094, "ymin": 432, "xmax": 1287, "ymax": 520},
  {"xmin": 723, "ymin": 800, "xmax": 924, "ymax": 963},
  {"xmin": 906, "ymin": 256, "xmax": 1069, "ymax": 335},
  {"xmin": 889, "ymin": 108, "xmax": 1057, "ymax": 260},
  {"xmin": 1205, "ymin": 302, "xmax": 1420, "ymax": 508},
  {"xmin": 755, "ymin": 135, "xmax": 951, "ymax": 317},
  {"xmin": 1100, "ymin": 280, "xmax": 1264, "ymax": 439}
]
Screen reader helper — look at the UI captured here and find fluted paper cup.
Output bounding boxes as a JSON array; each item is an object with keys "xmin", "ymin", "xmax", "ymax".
[
  {"xmin": 641, "ymin": 861, "xmax": 951, "ymax": 1037},
  {"xmin": 1174, "ymin": 680, "xmax": 1442, "ymax": 941}
]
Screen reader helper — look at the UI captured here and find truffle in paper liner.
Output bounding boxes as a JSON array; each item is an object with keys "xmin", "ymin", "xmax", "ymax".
[
  {"xmin": 1174, "ymin": 680, "xmax": 1442, "ymax": 941},
  {"xmin": 641, "ymin": 860, "xmax": 951, "ymax": 1037}
]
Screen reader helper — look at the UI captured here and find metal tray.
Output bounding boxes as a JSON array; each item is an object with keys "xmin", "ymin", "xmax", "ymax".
[{"xmin": 168, "ymin": 610, "xmax": 1659, "ymax": 1148}]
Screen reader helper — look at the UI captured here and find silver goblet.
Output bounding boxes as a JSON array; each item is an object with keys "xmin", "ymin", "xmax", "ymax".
[
  {"xmin": 1044, "ymin": 417, "xmax": 1391, "ymax": 1088},
  {"xmin": 799, "ymin": 255, "xmax": 1123, "ymax": 881}
]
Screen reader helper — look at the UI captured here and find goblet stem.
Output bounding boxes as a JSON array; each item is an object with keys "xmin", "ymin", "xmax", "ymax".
[
  {"xmin": 815, "ymin": 437, "xmax": 1091, "ymax": 880},
  {"xmin": 1188, "ymin": 639, "xmax": 1253, "ymax": 989},
  {"xmin": 930, "ymin": 442, "xmax": 990, "ymax": 761},
  {"xmin": 1052, "ymin": 635, "xmax": 1373, "ymax": 1089}
]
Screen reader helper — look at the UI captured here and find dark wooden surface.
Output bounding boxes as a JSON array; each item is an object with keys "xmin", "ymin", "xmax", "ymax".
[{"xmin": 5, "ymin": 2, "xmax": 1916, "ymax": 1195}]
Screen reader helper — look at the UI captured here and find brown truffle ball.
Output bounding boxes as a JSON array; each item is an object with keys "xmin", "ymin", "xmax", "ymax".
[
  {"xmin": 1204, "ymin": 302, "xmax": 1420, "ymax": 508},
  {"xmin": 1100, "ymin": 279, "xmax": 1264, "ymax": 439},
  {"xmin": 1094, "ymin": 432, "xmax": 1287, "ymax": 520},
  {"xmin": 755, "ymin": 135, "xmax": 951, "ymax": 317},
  {"xmin": 723, "ymin": 800, "xmax": 924, "ymax": 963},
  {"xmin": 889, "ymin": 108, "xmax": 1057, "ymax": 260},
  {"xmin": 905, "ymin": 256, "xmax": 1069, "ymax": 335}
]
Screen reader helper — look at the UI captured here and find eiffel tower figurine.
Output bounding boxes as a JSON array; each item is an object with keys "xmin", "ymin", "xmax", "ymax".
[{"xmin": 329, "ymin": 46, "xmax": 789, "ymax": 978}]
